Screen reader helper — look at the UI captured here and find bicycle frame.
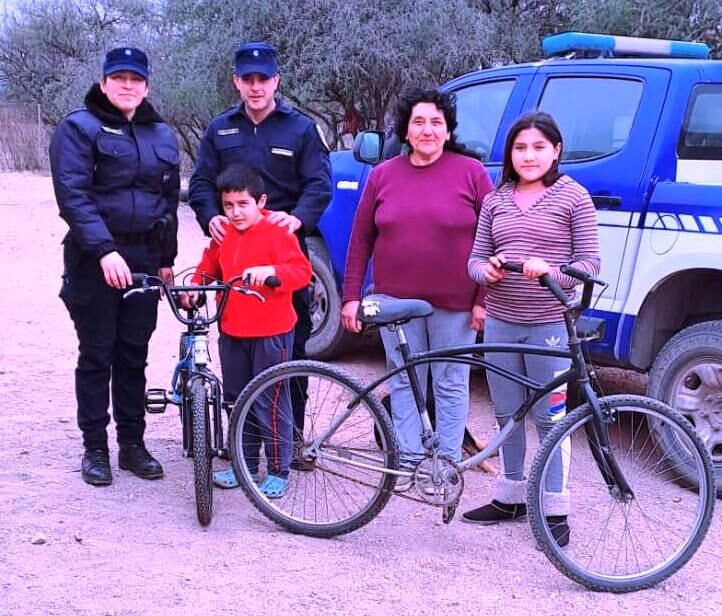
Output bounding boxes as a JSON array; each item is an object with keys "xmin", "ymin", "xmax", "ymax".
[{"xmin": 308, "ymin": 278, "xmax": 635, "ymax": 500}]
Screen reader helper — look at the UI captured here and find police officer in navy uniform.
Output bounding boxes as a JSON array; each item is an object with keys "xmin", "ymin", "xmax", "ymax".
[
  {"xmin": 50, "ymin": 47, "xmax": 180, "ymax": 486},
  {"xmin": 189, "ymin": 41, "xmax": 331, "ymax": 468}
]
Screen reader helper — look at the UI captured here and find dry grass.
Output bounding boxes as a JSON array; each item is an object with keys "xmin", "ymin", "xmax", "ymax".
[{"xmin": 0, "ymin": 105, "xmax": 49, "ymax": 171}]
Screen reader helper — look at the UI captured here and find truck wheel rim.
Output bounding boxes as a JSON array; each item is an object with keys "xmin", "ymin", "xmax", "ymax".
[
  {"xmin": 309, "ymin": 272, "xmax": 329, "ymax": 337},
  {"xmin": 668, "ymin": 357, "xmax": 722, "ymax": 465}
]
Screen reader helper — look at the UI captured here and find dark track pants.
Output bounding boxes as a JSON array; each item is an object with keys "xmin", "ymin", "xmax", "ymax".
[{"xmin": 219, "ymin": 331, "xmax": 294, "ymax": 478}]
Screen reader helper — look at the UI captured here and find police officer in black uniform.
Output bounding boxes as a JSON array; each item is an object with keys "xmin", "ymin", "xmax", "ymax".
[
  {"xmin": 189, "ymin": 41, "xmax": 331, "ymax": 464},
  {"xmin": 50, "ymin": 47, "xmax": 180, "ymax": 486}
]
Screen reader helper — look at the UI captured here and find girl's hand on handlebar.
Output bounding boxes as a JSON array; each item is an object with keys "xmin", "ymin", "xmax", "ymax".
[
  {"xmin": 341, "ymin": 300, "xmax": 362, "ymax": 334},
  {"xmin": 483, "ymin": 254, "xmax": 507, "ymax": 284},
  {"xmin": 242, "ymin": 265, "xmax": 276, "ymax": 288},
  {"xmin": 522, "ymin": 257, "xmax": 551, "ymax": 279}
]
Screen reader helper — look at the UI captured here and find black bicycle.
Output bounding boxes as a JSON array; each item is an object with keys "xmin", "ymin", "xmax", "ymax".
[
  {"xmin": 125, "ymin": 272, "xmax": 277, "ymax": 526},
  {"xmin": 228, "ymin": 264, "xmax": 715, "ymax": 592}
]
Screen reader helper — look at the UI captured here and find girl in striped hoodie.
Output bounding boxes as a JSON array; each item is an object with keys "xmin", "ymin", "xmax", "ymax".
[{"xmin": 463, "ymin": 112, "xmax": 600, "ymax": 547}]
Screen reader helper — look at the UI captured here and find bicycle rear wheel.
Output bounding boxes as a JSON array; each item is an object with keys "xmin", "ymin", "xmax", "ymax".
[
  {"xmin": 229, "ymin": 360, "xmax": 398, "ymax": 538},
  {"xmin": 189, "ymin": 378, "xmax": 213, "ymax": 527},
  {"xmin": 528, "ymin": 394, "xmax": 715, "ymax": 592}
]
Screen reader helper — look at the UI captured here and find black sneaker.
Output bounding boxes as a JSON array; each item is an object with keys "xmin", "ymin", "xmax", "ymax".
[
  {"xmin": 461, "ymin": 500, "xmax": 527, "ymax": 525},
  {"xmin": 81, "ymin": 448, "xmax": 112, "ymax": 486},
  {"xmin": 546, "ymin": 515, "xmax": 570, "ymax": 547},
  {"xmin": 118, "ymin": 444, "xmax": 164, "ymax": 480}
]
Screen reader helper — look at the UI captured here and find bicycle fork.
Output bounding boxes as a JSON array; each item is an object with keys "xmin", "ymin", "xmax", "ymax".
[{"xmin": 584, "ymin": 382, "xmax": 636, "ymax": 502}]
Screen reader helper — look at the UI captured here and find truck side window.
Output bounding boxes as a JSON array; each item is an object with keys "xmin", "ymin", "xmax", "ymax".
[
  {"xmin": 454, "ymin": 80, "xmax": 515, "ymax": 162},
  {"xmin": 678, "ymin": 85, "xmax": 722, "ymax": 160},
  {"xmin": 538, "ymin": 77, "xmax": 643, "ymax": 161}
]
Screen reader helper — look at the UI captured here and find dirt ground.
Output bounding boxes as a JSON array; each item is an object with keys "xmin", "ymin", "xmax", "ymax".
[{"xmin": 1, "ymin": 171, "xmax": 721, "ymax": 616}]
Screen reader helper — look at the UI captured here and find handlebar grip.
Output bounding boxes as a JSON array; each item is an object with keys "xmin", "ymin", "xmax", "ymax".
[
  {"xmin": 265, "ymin": 276, "xmax": 282, "ymax": 288},
  {"xmin": 540, "ymin": 274, "xmax": 572, "ymax": 308},
  {"xmin": 500, "ymin": 262, "xmax": 524, "ymax": 274},
  {"xmin": 559, "ymin": 264, "xmax": 606, "ymax": 286}
]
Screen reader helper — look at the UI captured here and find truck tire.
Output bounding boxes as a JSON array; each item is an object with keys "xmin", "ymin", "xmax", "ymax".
[
  {"xmin": 305, "ymin": 237, "xmax": 356, "ymax": 359},
  {"xmin": 648, "ymin": 320, "xmax": 722, "ymax": 496}
]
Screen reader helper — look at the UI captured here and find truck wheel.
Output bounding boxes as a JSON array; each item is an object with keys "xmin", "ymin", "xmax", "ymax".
[
  {"xmin": 305, "ymin": 237, "xmax": 356, "ymax": 360},
  {"xmin": 648, "ymin": 320, "xmax": 722, "ymax": 496}
]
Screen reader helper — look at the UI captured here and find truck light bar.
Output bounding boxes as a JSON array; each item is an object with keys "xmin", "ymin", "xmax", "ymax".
[{"xmin": 543, "ymin": 32, "xmax": 710, "ymax": 59}]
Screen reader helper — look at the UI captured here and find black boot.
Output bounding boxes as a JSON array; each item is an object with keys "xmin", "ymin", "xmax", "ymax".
[
  {"xmin": 118, "ymin": 444, "xmax": 164, "ymax": 480},
  {"xmin": 461, "ymin": 500, "xmax": 527, "ymax": 525},
  {"xmin": 82, "ymin": 449, "xmax": 112, "ymax": 486}
]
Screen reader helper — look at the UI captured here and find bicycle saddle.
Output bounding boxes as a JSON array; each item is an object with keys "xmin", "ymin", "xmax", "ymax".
[{"xmin": 357, "ymin": 294, "xmax": 434, "ymax": 325}]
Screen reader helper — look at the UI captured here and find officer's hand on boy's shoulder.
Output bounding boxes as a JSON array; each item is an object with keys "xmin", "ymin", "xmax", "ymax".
[
  {"xmin": 266, "ymin": 211, "xmax": 302, "ymax": 233},
  {"xmin": 242, "ymin": 265, "xmax": 276, "ymax": 288},
  {"xmin": 208, "ymin": 215, "xmax": 229, "ymax": 243}
]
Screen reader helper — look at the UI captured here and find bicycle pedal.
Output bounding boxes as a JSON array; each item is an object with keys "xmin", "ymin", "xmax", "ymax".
[
  {"xmin": 145, "ymin": 388, "xmax": 170, "ymax": 414},
  {"xmin": 443, "ymin": 500, "xmax": 458, "ymax": 524}
]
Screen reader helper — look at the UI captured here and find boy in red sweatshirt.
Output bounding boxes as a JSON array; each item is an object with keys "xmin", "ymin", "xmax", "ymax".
[{"xmin": 186, "ymin": 165, "xmax": 311, "ymax": 498}]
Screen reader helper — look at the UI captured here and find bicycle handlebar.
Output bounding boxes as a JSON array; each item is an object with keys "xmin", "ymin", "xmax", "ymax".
[
  {"xmin": 125, "ymin": 272, "xmax": 281, "ymax": 326},
  {"xmin": 500, "ymin": 262, "xmax": 606, "ymax": 311}
]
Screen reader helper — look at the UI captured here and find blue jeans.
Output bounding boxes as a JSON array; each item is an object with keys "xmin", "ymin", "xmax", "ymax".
[{"xmin": 379, "ymin": 302, "xmax": 476, "ymax": 463}]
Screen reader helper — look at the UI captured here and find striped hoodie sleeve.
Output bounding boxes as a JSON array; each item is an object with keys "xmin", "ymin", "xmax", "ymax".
[
  {"xmin": 549, "ymin": 187, "xmax": 601, "ymax": 288},
  {"xmin": 467, "ymin": 192, "xmax": 496, "ymax": 285}
]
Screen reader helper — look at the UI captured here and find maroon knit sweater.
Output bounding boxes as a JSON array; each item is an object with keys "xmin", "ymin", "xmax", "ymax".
[{"xmin": 343, "ymin": 151, "xmax": 494, "ymax": 311}]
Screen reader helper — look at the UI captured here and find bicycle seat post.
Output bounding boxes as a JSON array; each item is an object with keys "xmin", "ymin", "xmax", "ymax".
[{"xmin": 391, "ymin": 323, "xmax": 436, "ymax": 446}]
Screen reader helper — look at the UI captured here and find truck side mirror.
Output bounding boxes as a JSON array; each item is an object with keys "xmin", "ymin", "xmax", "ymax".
[{"xmin": 353, "ymin": 131, "xmax": 385, "ymax": 165}]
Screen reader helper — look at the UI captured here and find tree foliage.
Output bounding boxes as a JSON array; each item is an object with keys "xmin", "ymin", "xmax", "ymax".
[{"xmin": 1, "ymin": 0, "xmax": 720, "ymax": 165}]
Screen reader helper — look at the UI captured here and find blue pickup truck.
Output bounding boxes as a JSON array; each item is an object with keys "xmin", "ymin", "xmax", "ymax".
[{"xmin": 305, "ymin": 32, "xmax": 722, "ymax": 482}]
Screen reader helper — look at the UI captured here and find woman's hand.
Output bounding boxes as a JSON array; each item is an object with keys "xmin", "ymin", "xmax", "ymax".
[
  {"xmin": 470, "ymin": 305, "xmax": 486, "ymax": 332},
  {"xmin": 99, "ymin": 251, "xmax": 132, "ymax": 289},
  {"xmin": 523, "ymin": 257, "xmax": 551, "ymax": 279},
  {"xmin": 341, "ymin": 300, "xmax": 362, "ymax": 333},
  {"xmin": 483, "ymin": 253, "xmax": 507, "ymax": 284}
]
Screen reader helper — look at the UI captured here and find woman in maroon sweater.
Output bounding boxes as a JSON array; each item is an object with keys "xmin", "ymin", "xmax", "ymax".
[{"xmin": 341, "ymin": 88, "xmax": 494, "ymax": 480}]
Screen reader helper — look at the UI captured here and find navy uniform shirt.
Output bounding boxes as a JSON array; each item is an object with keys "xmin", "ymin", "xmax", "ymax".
[{"xmin": 189, "ymin": 99, "xmax": 332, "ymax": 235}]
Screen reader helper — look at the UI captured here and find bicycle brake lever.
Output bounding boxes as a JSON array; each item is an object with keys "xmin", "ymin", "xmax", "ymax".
[{"xmin": 243, "ymin": 288, "xmax": 266, "ymax": 303}]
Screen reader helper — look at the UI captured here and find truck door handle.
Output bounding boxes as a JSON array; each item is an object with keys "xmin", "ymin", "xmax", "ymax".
[{"xmin": 592, "ymin": 195, "xmax": 622, "ymax": 209}]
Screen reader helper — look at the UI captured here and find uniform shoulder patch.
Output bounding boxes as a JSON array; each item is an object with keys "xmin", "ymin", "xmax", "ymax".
[{"xmin": 315, "ymin": 124, "xmax": 330, "ymax": 152}]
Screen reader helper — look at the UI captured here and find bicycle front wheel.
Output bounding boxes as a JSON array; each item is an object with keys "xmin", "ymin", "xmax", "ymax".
[
  {"xmin": 229, "ymin": 360, "xmax": 398, "ymax": 538},
  {"xmin": 528, "ymin": 394, "xmax": 715, "ymax": 592},
  {"xmin": 189, "ymin": 378, "xmax": 213, "ymax": 527}
]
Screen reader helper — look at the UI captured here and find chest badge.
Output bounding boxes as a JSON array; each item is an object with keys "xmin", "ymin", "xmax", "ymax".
[
  {"xmin": 100, "ymin": 126, "xmax": 124, "ymax": 135},
  {"xmin": 217, "ymin": 128, "xmax": 240, "ymax": 136},
  {"xmin": 270, "ymin": 147, "xmax": 294, "ymax": 157}
]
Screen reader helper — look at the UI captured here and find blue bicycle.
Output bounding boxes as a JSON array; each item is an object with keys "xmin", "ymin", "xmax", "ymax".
[{"xmin": 126, "ymin": 272, "xmax": 276, "ymax": 526}]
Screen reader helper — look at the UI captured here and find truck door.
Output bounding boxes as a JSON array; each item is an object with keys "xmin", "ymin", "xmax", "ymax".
[{"xmin": 524, "ymin": 66, "xmax": 670, "ymax": 360}]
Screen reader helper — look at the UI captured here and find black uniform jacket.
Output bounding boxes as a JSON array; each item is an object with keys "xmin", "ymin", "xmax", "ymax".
[{"xmin": 50, "ymin": 84, "xmax": 180, "ymax": 266}]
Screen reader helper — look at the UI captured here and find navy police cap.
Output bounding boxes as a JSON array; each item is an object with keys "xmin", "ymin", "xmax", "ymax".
[
  {"xmin": 103, "ymin": 47, "xmax": 149, "ymax": 79},
  {"xmin": 235, "ymin": 42, "xmax": 278, "ymax": 78}
]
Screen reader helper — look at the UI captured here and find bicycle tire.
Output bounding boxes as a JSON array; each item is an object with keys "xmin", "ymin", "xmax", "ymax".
[
  {"xmin": 229, "ymin": 360, "xmax": 398, "ymax": 538},
  {"xmin": 527, "ymin": 394, "xmax": 715, "ymax": 592},
  {"xmin": 189, "ymin": 378, "xmax": 213, "ymax": 527}
]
